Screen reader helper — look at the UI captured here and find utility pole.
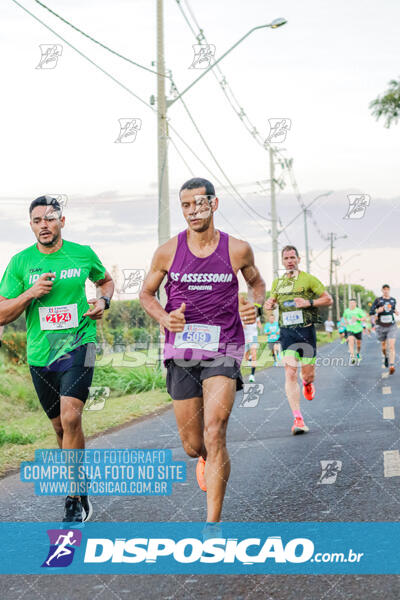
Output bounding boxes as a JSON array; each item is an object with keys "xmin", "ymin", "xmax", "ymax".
[
  {"xmin": 328, "ymin": 233, "xmax": 334, "ymax": 320},
  {"xmin": 157, "ymin": 0, "xmax": 170, "ymax": 306},
  {"xmin": 327, "ymin": 232, "xmax": 347, "ymax": 320},
  {"xmin": 269, "ymin": 146, "xmax": 279, "ymax": 279},
  {"xmin": 156, "ymin": 0, "xmax": 170, "ymax": 368},
  {"xmin": 111, "ymin": 265, "xmax": 120, "ymax": 301},
  {"xmin": 304, "ymin": 207, "xmax": 310, "ymax": 272},
  {"xmin": 334, "ymin": 261, "xmax": 340, "ymax": 321}
]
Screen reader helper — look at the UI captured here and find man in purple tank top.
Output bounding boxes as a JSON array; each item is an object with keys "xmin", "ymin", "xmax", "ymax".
[{"xmin": 140, "ymin": 177, "xmax": 265, "ymax": 524}]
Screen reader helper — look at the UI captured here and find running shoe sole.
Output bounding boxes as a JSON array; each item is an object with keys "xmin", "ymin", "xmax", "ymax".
[
  {"xmin": 81, "ymin": 496, "xmax": 93, "ymax": 522},
  {"xmin": 292, "ymin": 425, "xmax": 309, "ymax": 435}
]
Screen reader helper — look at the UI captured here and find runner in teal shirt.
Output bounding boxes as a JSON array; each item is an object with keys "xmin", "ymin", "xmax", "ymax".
[{"xmin": 343, "ymin": 299, "xmax": 365, "ymax": 364}]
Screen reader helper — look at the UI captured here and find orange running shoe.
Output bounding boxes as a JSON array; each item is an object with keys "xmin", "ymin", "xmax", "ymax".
[
  {"xmin": 196, "ymin": 456, "xmax": 207, "ymax": 492},
  {"xmin": 389, "ymin": 365, "xmax": 395, "ymax": 375},
  {"xmin": 303, "ymin": 382, "xmax": 315, "ymax": 401},
  {"xmin": 291, "ymin": 417, "xmax": 309, "ymax": 435}
]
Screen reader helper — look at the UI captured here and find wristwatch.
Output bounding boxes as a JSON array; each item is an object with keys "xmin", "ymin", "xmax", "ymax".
[
  {"xmin": 254, "ymin": 302, "xmax": 263, "ymax": 317},
  {"xmin": 309, "ymin": 299, "xmax": 314, "ymax": 308},
  {"xmin": 99, "ymin": 296, "xmax": 111, "ymax": 310}
]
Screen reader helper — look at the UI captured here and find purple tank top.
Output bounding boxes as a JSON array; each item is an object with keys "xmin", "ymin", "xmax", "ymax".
[{"xmin": 164, "ymin": 230, "xmax": 245, "ymax": 364}]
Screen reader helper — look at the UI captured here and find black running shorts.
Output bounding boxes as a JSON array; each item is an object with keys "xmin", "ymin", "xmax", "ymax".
[
  {"xmin": 280, "ymin": 324, "xmax": 317, "ymax": 364},
  {"xmin": 347, "ymin": 331, "xmax": 362, "ymax": 340},
  {"xmin": 166, "ymin": 355, "xmax": 243, "ymax": 401},
  {"xmin": 29, "ymin": 343, "xmax": 96, "ymax": 419}
]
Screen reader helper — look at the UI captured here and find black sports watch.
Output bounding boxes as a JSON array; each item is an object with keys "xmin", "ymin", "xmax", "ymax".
[
  {"xmin": 99, "ymin": 296, "xmax": 111, "ymax": 310},
  {"xmin": 254, "ymin": 303, "xmax": 263, "ymax": 317},
  {"xmin": 309, "ymin": 298, "xmax": 314, "ymax": 308}
]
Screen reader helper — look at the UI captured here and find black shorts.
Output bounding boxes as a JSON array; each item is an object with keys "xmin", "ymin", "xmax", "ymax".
[
  {"xmin": 280, "ymin": 325, "xmax": 317, "ymax": 364},
  {"xmin": 166, "ymin": 356, "xmax": 243, "ymax": 401},
  {"xmin": 347, "ymin": 331, "xmax": 362, "ymax": 340},
  {"xmin": 29, "ymin": 343, "xmax": 96, "ymax": 420}
]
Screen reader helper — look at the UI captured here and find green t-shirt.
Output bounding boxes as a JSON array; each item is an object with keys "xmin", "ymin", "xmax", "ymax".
[
  {"xmin": 0, "ymin": 240, "xmax": 106, "ymax": 366},
  {"xmin": 343, "ymin": 307, "xmax": 365, "ymax": 333},
  {"xmin": 270, "ymin": 270, "xmax": 326, "ymax": 328}
]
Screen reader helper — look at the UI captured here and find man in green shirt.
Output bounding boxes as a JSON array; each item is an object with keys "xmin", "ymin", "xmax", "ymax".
[
  {"xmin": 0, "ymin": 196, "xmax": 114, "ymax": 523},
  {"xmin": 265, "ymin": 245, "xmax": 332, "ymax": 435},
  {"xmin": 343, "ymin": 299, "xmax": 366, "ymax": 365}
]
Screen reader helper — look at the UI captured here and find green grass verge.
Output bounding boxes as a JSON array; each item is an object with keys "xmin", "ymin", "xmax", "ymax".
[{"xmin": 0, "ymin": 388, "xmax": 171, "ymax": 477}]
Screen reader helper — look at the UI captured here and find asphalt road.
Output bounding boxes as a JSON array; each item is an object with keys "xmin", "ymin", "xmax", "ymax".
[{"xmin": 1, "ymin": 333, "xmax": 400, "ymax": 599}]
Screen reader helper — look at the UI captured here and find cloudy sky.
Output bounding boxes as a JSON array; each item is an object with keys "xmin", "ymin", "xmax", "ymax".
[{"xmin": 1, "ymin": 0, "xmax": 400, "ymax": 298}]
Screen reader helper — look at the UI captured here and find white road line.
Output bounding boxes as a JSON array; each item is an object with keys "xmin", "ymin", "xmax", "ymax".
[
  {"xmin": 384, "ymin": 450, "xmax": 400, "ymax": 477},
  {"xmin": 383, "ymin": 406, "xmax": 395, "ymax": 420},
  {"xmin": 382, "ymin": 386, "xmax": 392, "ymax": 395},
  {"xmin": 382, "ymin": 372, "xmax": 389, "ymax": 379}
]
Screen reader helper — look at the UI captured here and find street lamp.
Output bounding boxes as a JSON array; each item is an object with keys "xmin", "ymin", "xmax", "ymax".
[
  {"xmin": 271, "ymin": 18, "xmax": 288, "ymax": 28},
  {"xmin": 167, "ymin": 18, "xmax": 288, "ymax": 107},
  {"xmin": 279, "ymin": 191, "xmax": 333, "ymax": 240}
]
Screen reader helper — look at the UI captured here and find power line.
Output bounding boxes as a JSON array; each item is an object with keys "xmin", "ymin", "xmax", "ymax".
[
  {"xmin": 33, "ymin": 0, "xmax": 168, "ymax": 78},
  {"xmin": 15, "ymin": 0, "xmax": 277, "ymax": 252},
  {"xmin": 176, "ymin": 0, "xmax": 268, "ymax": 150},
  {"xmin": 22, "ymin": 0, "xmax": 274, "ymax": 237},
  {"xmin": 169, "ymin": 75, "xmax": 272, "ymax": 226},
  {"xmin": 169, "ymin": 137, "xmax": 195, "ymax": 175},
  {"xmin": 174, "ymin": 0, "xmax": 310, "ymax": 250},
  {"xmin": 13, "ymin": 0, "xmax": 270, "ymax": 240},
  {"xmin": 175, "ymin": 1, "xmax": 332, "ymax": 247},
  {"xmin": 169, "ymin": 133, "xmax": 270, "ymax": 251},
  {"xmin": 168, "ymin": 128, "xmax": 271, "ymax": 251},
  {"xmin": 10, "ymin": 0, "xmax": 154, "ymax": 111},
  {"xmin": 168, "ymin": 121, "xmax": 271, "ymax": 237}
]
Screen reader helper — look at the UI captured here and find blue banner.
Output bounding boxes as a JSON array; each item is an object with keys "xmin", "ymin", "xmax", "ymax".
[
  {"xmin": 20, "ymin": 449, "xmax": 186, "ymax": 496},
  {"xmin": 0, "ymin": 522, "xmax": 399, "ymax": 574}
]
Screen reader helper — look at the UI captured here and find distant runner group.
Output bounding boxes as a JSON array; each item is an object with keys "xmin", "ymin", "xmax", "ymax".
[{"xmin": 0, "ymin": 178, "xmax": 397, "ymax": 527}]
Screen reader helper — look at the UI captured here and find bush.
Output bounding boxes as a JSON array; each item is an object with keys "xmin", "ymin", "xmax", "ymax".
[
  {"xmin": 121, "ymin": 367, "xmax": 166, "ymax": 394},
  {"xmin": 1, "ymin": 331, "xmax": 27, "ymax": 364},
  {"xmin": 92, "ymin": 365, "xmax": 166, "ymax": 395},
  {"xmin": 0, "ymin": 426, "xmax": 36, "ymax": 447},
  {"xmin": 132, "ymin": 327, "xmax": 152, "ymax": 343}
]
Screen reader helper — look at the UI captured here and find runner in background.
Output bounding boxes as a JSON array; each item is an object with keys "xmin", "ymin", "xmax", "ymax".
[
  {"xmin": 337, "ymin": 316, "xmax": 347, "ymax": 344},
  {"xmin": 363, "ymin": 312, "xmax": 372, "ymax": 337},
  {"xmin": 264, "ymin": 312, "xmax": 281, "ymax": 364},
  {"xmin": 370, "ymin": 284, "xmax": 398, "ymax": 374},
  {"xmin": 343, "ymin": 299, "xmax": 365, "ymax": 365},
  {"xmin": 324, "ymin": 318, "xmax": 334, "ymax": 339},
  {"xmin": 264, "ymin": 245, "xmax": 332, "ymax": 435},
  {"xmin": 242, "ymin": 308, "xmax": 261, "ymax": 383}
]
